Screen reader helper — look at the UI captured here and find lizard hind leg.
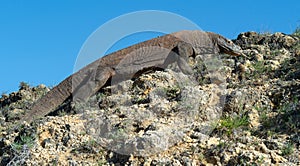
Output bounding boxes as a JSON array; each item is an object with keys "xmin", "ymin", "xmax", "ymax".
[{"xmin": 72, "ymin": 67, "xmax": 114, "ymax": 102}]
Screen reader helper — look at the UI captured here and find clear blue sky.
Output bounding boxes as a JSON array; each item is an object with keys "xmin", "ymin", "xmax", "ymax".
[{"xmin": 1, "ymin": 0, "xmax": 299, "ymax": 93}]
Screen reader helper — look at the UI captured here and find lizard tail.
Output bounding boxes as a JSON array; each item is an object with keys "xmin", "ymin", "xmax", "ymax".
[{"xmin": 21, "ymin": 75, "xmax": 73, "ymax": 123}]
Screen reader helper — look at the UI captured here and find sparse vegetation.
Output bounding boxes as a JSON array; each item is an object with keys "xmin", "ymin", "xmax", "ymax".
[
  {"xmin": 132, "ymin": 95, "xmax": 150, "ymax": 104},
  {"xmin": 255, "ymin": 96, "xmax": 299, "ymax": 138},
  {"xmin": 281, "ymin": 142, "xmax": 294, "ymax": 156},
  {"xmin": 1, "ymin": 91, "xmax": 8, "ymax": 98},
  {"xmin": 293, "ymin": 26, "xmax": 300, "ymax": 36},
  {"xmin": 269, "ymin": 49, "xmax": 282, "ymax": 57},
  {"xmin": 86, "ymin": 138, "xmax": 98, "ymax": 147},
  {"xmin": 97, "ymin": 159, "xmax": 107, "ymax": 166},
  {"xmin": 217, "ymin": 114, "xmax": 249, "ymax": 135},
  {"xmin": 19, "ymin": 82, "xmax": 30, "ymax": 90},
  {"xmin": 164, "ymin": 85, "xmax": 181, "ymax": 101},
  {"xmin": 11, "ymin": 135, "xmax": 35, "ymax": 151},
  {"xmin": 246, "ymin": 61, "xmax": 272, "ymax": 80}
]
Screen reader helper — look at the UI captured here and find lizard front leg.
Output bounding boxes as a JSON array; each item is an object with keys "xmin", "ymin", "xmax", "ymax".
[
  {"xmin": 176, "ymin": 41, "xmax": 194, "ymax": 75},
  {"xmin": 73, "ymin": 67, "xmax": 115, "ymax": 102}
]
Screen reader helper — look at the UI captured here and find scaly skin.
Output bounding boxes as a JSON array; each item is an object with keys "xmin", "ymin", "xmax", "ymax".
[{"xmin": 21, "ymin": 30, "xmax": 244, "ymax": 123}]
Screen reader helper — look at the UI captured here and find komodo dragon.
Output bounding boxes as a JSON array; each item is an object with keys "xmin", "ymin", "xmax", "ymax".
[{"xmin": 21, "ymin": 30, "xmax": 244, "ymax": 123}]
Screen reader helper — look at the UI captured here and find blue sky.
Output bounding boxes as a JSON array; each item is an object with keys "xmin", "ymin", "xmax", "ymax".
[{"xmin": 1, "ymin": 0, "xmax": 299, "ymax": 93}]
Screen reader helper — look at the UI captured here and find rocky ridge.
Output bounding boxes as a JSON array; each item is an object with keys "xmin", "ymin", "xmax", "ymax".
[{"xmin": 0, "ymin": 31, "xmax": 299, "ymax": 165}]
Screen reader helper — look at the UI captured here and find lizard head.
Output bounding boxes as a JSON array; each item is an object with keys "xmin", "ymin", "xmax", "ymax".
[{"xmin": 207, "ymin": 32, "xmax": 244, "ymax": 56}]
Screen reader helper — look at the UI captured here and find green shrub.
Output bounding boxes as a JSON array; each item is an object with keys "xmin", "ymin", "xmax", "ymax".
[
  {"xmin": 281, "ymin": 142, "xmax": 294, "ymax": 156},
  {"xmin": 11, "ymin": 135, "xmax": 35, "ymax": 151},
  {"xmin": 218, "ymin": 114, "xmax": 249, "ymax": 135}
]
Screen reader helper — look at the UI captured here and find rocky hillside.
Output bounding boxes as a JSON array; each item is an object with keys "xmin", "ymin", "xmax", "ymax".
[{"xmin": 0, "ymin": 31, "xmax": 299, "ymax": 165}]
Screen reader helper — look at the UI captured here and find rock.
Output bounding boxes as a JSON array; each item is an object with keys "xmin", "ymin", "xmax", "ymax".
[
  {"xmin": 235, "ymin": 31, "xmax": 299, "ymax": 50},
  {"xmin": 254, "ymin": 53, "xmax": 264, "ymax": 61},
  {"xmin": 270, "ymin": 151, "xmax": 287, "ymax": 164},
  {"xmin": 205, "ymin": 137, "xmax": 220, "ymax": 147},
  {"xmin": 295, "ymin": 49, "xmax": 300, "ymax": 56},
  {"xmin": 266, "ymin": 59, "xmax": 281, "ymax": 70},
  {"xmin": 38, "ymin": 84, "xmax": 47, "ymax": 89},
  {"xmin": 258, "ymin": 142, "xmax": 270, "ymax": 153},
  {"xmin": 283, "ymin": 35, "xmax": 297, "ymax": 47},
  {"xmin": 248, "ymin": 108, "xmax": 260, "ymax": 129}
]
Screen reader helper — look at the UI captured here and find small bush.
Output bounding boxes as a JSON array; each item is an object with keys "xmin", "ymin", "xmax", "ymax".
[
  {"xmin": 245, "ymin": 61, "xmax": 272, "ymax": 80},
  {"xmin": 281, "ymin": 142, "xmax": 294, "ymax": 156},
  {"xmin": 19, "ymin": 82, "xmax": 30, "ymax": 90},
  {"xmin": 218, "ymin": 114, "xmax": 249, "ymax": 135},
  {"xmin": 293, "ymin": 26, "xmax": 300, "ymax": 36},
  {"xmin": 11, "ymin": 135, "xmax": 35, "ymax": 151}
]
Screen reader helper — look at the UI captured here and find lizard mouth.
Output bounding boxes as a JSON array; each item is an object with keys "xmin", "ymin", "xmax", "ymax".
[
  {"xmin": 223, "ymin": 48, "xmax": 243, "ymax": 56},
  {"xmin": 220, "ymin": 44, "xmax": 247, "ymax": 57},
  {"xmin": 223, "ymin": 48, "xmax": 248, "ymax": 58}
]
